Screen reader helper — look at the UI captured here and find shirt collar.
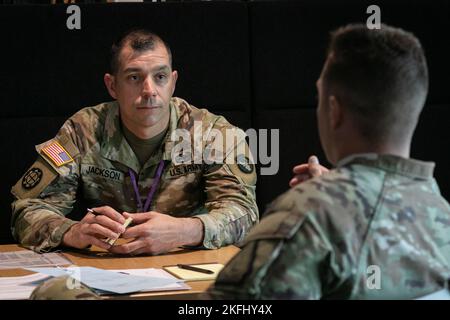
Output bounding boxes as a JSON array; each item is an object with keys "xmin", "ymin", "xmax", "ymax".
[{"xmin": 336, "ymin": 153, "xmax": 435, "ymax": 179}]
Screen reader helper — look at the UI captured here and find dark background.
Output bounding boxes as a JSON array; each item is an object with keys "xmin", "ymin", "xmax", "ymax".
[{"xmin": 0, "ymin": 0, "xmax": 448, "ymax": 244}]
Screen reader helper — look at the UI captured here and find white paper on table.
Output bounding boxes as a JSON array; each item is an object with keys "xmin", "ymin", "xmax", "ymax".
[
  {"xmin": 0, "ymin": 273, "xmax": 51, "ymax": 300},
  {"xmin": 0, "ymin": 251, "xmax": 72, "ymax": 269},
  {"xmin": 110, "ymin": 268, "xmax": 190, "ymax": 292},
  {"xmin": 26, "ymin": 266, "xmax": 189, "ymax": 295}
]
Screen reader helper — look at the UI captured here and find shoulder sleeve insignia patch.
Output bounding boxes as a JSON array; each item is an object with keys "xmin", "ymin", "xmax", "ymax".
[
  {"xmin": 11, "ymin": 157, "xmax": 59, "ymax": 199},
  {"xmin": 41, "ymin": 141, "xmax": 73, "ymax": 167},
  {"xmin": 22, "ymin": 168, "xmax": 43, "ymax": 189},
  {"xmin": 225, "ymin": 154, "xmax": 257, "ymax": 186},
  {"xmin": 236, "ymin": 154, "xmax": 254, "ymax": 174}
]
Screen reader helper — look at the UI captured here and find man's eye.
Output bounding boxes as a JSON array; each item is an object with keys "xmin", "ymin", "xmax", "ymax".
[
  {"xmin": 156, "ymin": 74, "xmax": 167, "ymax": 81},
  {"xmin": 129, "ymin": 75, "xmax": 139, "ymax": 81}
]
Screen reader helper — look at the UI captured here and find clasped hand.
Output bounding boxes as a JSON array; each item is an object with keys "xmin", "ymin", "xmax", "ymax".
[{"xmin": 63, "ymin": 206, "xmax": 203, "ymax": 255}]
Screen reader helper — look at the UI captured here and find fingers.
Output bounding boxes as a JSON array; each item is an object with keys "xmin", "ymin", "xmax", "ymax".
[
  {"xmin": 321, "ymin": 164, "xmax": 330, "ymax": 173},
  {"xmin": 82, "ymin": 212, "xmax": 97, "ymax": 224},
  {"xmin": 93, "ymin": 215, "xmax": 126, "ymax": 234},
  {"xmin": 128, "ymin": 246, "xmax": 157, "ymax": 256},
  {"xmin": 83, "ymin": 235, "xmax": 112, "ymax": 250},
  {"xmin": 91, "ymin": 206, "xmax": 126, "ymax": 224},
  {"xmin": 123, "ymin": 212, "xmax": 132, "ymax": 219},
  {"xmin": 292, "ymin": 163, "xmax": 309, "ymax": 174},
  {"xmin": 121, "ymin": 224, "xmax": 146, "ymax": 239},
  {"xmin": 308, "ymin": 155, "xmax": 322, "ymax": 177},
  {"xmin": 80, "ymin": 223, "xmax": 119, "ymax": 240},
  {"xmin": 63, "ymin": 221, "xmax": 119, "ymax": 250},
  {"xmin": 67, "ymin": 226, "xmax": 111, "ymax": 250},
  {"xmin": 81, "ymin": 208, "xmax": 125, "ymax": 235},
  {"xmin": 290, "ymin": 155, "xmax": 328, "ymax": 187},
  {"xmin": 289, "ymin": 177, "xmax": 298, "ymax": 188},
  {"xmin": 108, "ymin": 239, "xmax": 146, "ymax": 255},
  {"xmin": 122, "ymin": 212, "xmax": 153, "ymax": 224},
  {"xmin": 70, "ymin": 210, "xmax": 157, "ymax": 253},
  {"xmin": 289, "ymin": 174, "xmax": 310, "ymax": 187}
]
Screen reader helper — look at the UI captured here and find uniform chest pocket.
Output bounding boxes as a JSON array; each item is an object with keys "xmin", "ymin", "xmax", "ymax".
[
  {"xmin": 81, "ymin": 164, "xmax": 125, "ymax": 199},
  {"xmin": 156, "ymin": 173, "xmax": 204, "ymax": 215},
  {"xmin": 81, "ymin": 175, "xmax": 130, "ymax": 212}
]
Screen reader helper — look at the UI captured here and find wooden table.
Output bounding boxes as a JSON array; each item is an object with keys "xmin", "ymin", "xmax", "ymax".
[{"xmin": 0, "ymin": 244, "xmax": 239, "ymax": 299}]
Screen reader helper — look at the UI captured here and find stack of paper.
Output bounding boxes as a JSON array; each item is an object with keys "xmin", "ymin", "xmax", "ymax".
[
  {"xmin": 111, "ymin": 268, "xmax": 190, "ymax": 293},
  {"xmin": 0, "ymin": 273, "xmax": 51, "ymax": 300},
  {"xmin": 0, "ymin": 250, "xmax": 72, "ymax": 269},
  {"xmin": 26, "ymin": 266, "xmax": 190, "ymax": 295}
]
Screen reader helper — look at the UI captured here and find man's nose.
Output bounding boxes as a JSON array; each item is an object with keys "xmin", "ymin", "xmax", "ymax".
[{"xmin": 142, "ymin": 77, "xmax": 157, "ymax": 97}]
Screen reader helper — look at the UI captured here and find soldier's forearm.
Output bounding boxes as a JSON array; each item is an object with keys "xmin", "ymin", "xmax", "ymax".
[
  {"xmin": 195, "ymin": 203, "xmax": 258, "ymax": 249},
  {"xmin": 17, "ymin": 212, "xmax": 76, "ymax": 252},
  {"xmin": 180, "ymin": 217, "xmax": 204, "ymax": 247},
  {"xmin": 12, "ymin": 201, "xmax": 77, "ymax": 252}
]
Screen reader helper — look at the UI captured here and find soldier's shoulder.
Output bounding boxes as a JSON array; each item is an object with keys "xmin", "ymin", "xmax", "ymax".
[
  {"xmin": 58, "ymin": 101, "xmax": 114, "ymax": 149},
  {"xmin": 304, "ymin": 164, "xmax": 383, "ymax": 207},
  {"xmin": 68, "ymin": 101, "xmax": 112, "ymax": 128},
  {"xmin": 172, "ymin": 97, "xmax": 236, "ymax": 130},
  {"xmin": 40, "ymin": 102, "xmax": 113, "ymax": 167},
  {"xmin": 243, "ymin": 187, "xmax": 313, "ymax": 244},
  {"xmin": 265, "ymin": 168, "xmax": 358, "ymax": 215},
  {"xmin": 248, "ymin": 168, "xmax": 367, "ymax": 244}
]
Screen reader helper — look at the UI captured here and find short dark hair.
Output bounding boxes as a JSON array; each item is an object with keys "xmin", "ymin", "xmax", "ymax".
[
  {"xmin": 110, "ymin": 29, "xmax": 172, "ymax": 75},
  {"xmin": 323, "ymin": 24, "xmax": 429, "ymax": 145}
]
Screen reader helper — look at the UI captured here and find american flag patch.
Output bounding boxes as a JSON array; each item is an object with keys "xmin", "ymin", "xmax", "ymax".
[{"xmin": 41, "ymin": 141, "xmax": 73, "ymax": 167}]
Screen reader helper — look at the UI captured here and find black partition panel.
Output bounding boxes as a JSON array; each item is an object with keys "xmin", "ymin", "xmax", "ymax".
[{"xmin": 0, "ymin": 2, "xmax": 252, "ymax": 118}]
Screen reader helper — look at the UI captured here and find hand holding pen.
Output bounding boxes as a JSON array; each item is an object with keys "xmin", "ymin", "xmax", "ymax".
[
  {"xmin": 62, "ymin": 206, "xmax": 126, "ymax": 250},
  {"xmin": 87, "ymin": 208, "xmax": 133, "ymax": 245}
]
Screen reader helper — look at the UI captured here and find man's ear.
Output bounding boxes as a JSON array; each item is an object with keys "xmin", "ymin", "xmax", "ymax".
[
  {"xmin": 171, "ymin": 70, "xmax": 178, "ymax": 95},
  {"xmin": 104, "ymin": 73, "xmax": 117, "ymax": 99},
  {"xmin": 329, "ymin": 95, "xmax": 343, "ymax": 130}
]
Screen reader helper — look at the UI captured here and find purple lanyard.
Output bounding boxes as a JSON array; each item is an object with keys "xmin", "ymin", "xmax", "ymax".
[{"xmin": 128, "ymin": 160, "xmax": 165, "ymax": 212}]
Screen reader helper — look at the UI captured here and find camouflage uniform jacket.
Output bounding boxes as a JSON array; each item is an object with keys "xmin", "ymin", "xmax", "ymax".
[
  {"xmin": 209, "ymin": 154, "xmax": 450, "ymax": 299},
  {"xmin": 11, "ymin": 97, "xmax": 259, "ymax": 252}
]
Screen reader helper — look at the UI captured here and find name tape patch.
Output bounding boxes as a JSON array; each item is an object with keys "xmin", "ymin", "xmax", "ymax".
[{"xmin": 82, "ymin": 165, "xmax": 124, "ymax": 182}]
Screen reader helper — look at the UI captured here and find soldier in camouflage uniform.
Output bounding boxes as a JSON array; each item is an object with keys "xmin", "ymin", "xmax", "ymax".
[
  {"xmin": 11, "ymin": 29, "xmax": 258, "ymax": 255},
  {"xmin": 208, "ymin": 24, "xmax": 450, "ymax": 299}
]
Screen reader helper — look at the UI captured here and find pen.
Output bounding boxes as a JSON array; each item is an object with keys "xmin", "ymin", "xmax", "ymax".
[
  {"xmin": 87, "ymin": 208, "xmax": 99, "ymax": 215},
  {"xmin": 87, "ymin": 208, "xmax": 133, "ymax": 246},
  {"xmin": 105, "ymin": 217, "xmax": 133, "ymax": 246},
  {"xmin": 177, "ymin": 264, "xmax": 214, "ymax": 274}
]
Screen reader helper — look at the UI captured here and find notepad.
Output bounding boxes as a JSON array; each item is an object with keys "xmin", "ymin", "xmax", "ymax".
[{"xmin": 163, "ymin": 263, "xmax": 224, "ymax": 281}]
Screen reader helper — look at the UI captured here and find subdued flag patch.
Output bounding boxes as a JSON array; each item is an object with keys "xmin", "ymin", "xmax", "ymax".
[{"xmin": 41, "ymin": 141, "xmax": 73, "ymax": 167}]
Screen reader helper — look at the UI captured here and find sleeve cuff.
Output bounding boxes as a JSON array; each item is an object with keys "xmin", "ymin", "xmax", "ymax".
[
  {"xmin": 194, "ymin": 214, "xmax": 221, "ymax": 249},
  {"xmin": 36, "ymin": 218, "xmax": 78, "ymax": 253}
]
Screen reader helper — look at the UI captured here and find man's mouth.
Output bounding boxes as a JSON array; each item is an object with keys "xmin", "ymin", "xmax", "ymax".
[{"xmin": 137, "ymin": 105, "xmax": 160, "ymax": 110}]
